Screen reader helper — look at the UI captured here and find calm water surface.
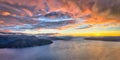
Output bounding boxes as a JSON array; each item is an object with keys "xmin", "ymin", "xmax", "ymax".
[{"xmin": 0, "ymin": 39, "xmax": 120, "ymax": 60}]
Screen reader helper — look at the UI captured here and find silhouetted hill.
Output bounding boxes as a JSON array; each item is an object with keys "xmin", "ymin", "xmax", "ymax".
[
  {"xmin": 49, "ymin": 36, "xmax": 74, "ymax": 41},
  {"xmin": 85, "ymin": 37, "xmax": 120, "ymax": 41},
  {"xmin": 0, "ymin": 35, "xmax": 53, "ymax": 48}
]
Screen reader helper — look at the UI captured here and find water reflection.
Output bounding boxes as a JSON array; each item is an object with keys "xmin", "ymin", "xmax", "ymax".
[{"xmin": 0, "ymin": 40, "xmax": 120, "ymax": 60}]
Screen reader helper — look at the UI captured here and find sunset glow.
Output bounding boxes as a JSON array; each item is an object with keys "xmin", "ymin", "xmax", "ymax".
[{"xmin": 0, "ymin": 0, "xmax": 120, "ymax": 36}]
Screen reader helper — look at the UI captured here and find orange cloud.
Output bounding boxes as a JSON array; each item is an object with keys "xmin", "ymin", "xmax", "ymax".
[
  {"xmin": 0, "ymin": 30, "xmax": 11, "ymax": 32},
  {"xmin": 0, "ymin": 0, "xmax": 120, "ymax": 34}
]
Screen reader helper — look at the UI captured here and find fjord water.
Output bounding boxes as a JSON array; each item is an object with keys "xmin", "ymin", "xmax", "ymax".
[{"xmin": 0, "ymin": 39, "xmax": 120, "ymax": 60}]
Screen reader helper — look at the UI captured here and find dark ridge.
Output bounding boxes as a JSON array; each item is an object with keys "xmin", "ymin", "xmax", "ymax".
[
  {"xmin": 84, "ymin": 37, "xmax": 120, "ymax": 42},
  {"xmin": 49, "ymin": 36, "xmax": 73, "ymax": 41},
  {"xmin": 0, "ymin": 35, "xmax": 53, "ymax": 48}
]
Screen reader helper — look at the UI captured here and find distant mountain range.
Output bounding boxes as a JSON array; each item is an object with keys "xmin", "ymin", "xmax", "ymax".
[
  {"xmin": 0, "ymin": 32, "xmax": 58, "ymax": 36},
  {"xmin": 0, "ymin": 32, "xmax": 25, "ymax": 35}
]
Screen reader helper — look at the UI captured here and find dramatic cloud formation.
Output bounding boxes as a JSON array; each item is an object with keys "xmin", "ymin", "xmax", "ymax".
[{"xmin": 0, "ymin": 0, "xmax": 120, "ymax": 35}]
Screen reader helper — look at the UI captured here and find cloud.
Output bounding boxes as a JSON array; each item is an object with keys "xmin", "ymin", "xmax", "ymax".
[
  {"xmin": 0, "ymin": 2, "xmax": 37, "ymax": 27},
  {"xmin": 0, "ymin": 1, "xmax": 85, "ymax": 31},
  {"xmin": 75, "ymin": 24, "xmax": 92, "ymax": 29},
  {"xmin": 69, "ymin": 0, "xmax": 120, "ymax": 20},
  {"xmin": 1, "ymin": 0, "xmax": 120, "ymax": 20},
  {"xmin": 0, "ymin": 29, "xmax": 11, "ymax": 32},
  {"xmin": 0, "ymin": 0, "xmax": 120, "ymax": 33}
]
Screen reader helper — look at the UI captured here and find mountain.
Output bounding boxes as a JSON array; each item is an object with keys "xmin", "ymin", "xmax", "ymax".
[{"xmin": 0, "ymin": 33, "xmax": 53, "ymax": 48}]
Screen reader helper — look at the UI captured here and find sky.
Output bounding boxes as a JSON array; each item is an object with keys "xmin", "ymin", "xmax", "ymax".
[{"xmin": 0, "ymin": 0, "xmax": 120, "ymax": 36}]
